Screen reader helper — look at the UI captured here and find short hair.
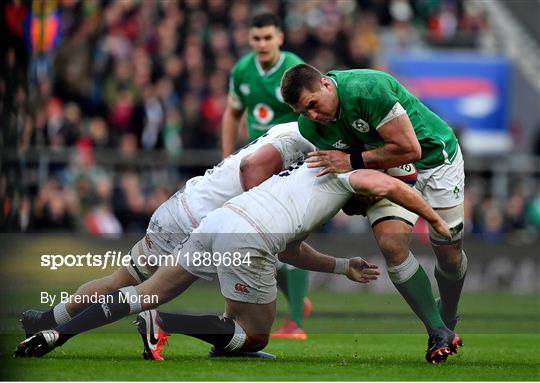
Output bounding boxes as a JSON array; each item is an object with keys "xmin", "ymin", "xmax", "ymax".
[
  {"xmin": 280, "ymin": 64, "xmax": 324, "ymax": 106},
  {"xmin": 250, "ymin": 13, "xmax": 282, "ymax": 30}
]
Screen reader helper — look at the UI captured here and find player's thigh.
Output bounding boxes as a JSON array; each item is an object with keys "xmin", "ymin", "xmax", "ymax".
[
  {"xmin": 416, "ymin": 148, "xmax": 465, "ymax": 247},
  {"xmin": 224, "ymin": 298, "xmax": 276, "ymax": 338},
  {"xmin": 415, "ymin": 146, "xmax": 465, "ymax": 210},
  {"xmin": 366, "ymin": 197, "xmax": 419, "ymax": 229},
  {"xmin": 105, "ymin": 266, "xmax": 139, "ymax": 290},
  {"xmin": 130, "ymin": 195, "xmax": 193, "ymax": 282},
  {"xmin": 214, "ymin": 236, "xmax": 278, "ymax": 306},
  {"xmin": 368, "ymin": 200, "xmax": 416, "ymax": 265},
  {"xmin": 146, "ymin": 194, "xmax": 195, "ymax": 255},
  {"xmin": 137, "ymin": 264, "xmax": 198, "ymax": 310}
]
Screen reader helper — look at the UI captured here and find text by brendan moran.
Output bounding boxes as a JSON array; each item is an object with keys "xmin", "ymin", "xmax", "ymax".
[{"xmin": 40, "ymin": 292, "xmax": 158, "ymax": 307}]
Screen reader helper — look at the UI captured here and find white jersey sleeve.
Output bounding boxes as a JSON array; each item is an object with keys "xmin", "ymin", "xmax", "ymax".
[
  {"xmin": 336, "ymin": 171, "xmax": 357, "ymax": 194},
  {"xmin": 226, "ymin": 162, "xmax": 353, "ymax": 253},
  {"xmin": 178, "ymin": 122, "xmax": 314, "ymax": 229},
  {"xmin": 270, "ymin": 122, "xmax": 316, "ymax": 168}
]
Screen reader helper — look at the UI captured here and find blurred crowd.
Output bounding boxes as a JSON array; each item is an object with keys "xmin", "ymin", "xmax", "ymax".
[{"xmin": 1, "ymin": 0, "xmax": 538, "ymax": 237}]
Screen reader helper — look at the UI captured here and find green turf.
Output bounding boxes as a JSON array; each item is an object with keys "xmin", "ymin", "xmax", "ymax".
[
  {"xmin": 1, "ymin": 290, "xmax": 539, "ymax": 380},
  {"xmin": 1, "ymin": 333, "xmax": 539, "ymax": 380}
]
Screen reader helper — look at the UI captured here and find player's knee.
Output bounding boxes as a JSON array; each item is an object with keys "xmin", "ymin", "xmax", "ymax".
[
  {"xmin": 244, "ymin": 333, "xmax": 269, "ymax": 352},
  {"xmin": 103, "ymin": 274, "xmax": 124, "ymax": 291},
  {"xmin": 434, "ymin": 246, "xmax": 463, "ymax": 272},
  {"xmin": 376, "ymin": 235, "xmax": 409, "ymax": 265}
]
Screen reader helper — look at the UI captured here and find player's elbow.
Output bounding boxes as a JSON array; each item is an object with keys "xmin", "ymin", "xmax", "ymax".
[
  {"xmin": 368, "ymin": 174, "xmax": 399, "ymax": 199},
  {"xmin": 351, "ymin": 170, "xmax": 394, "ymax": 198},
  {"xmin": 359, "ymin": 171, "xmax": 399, "ymax": 198},
  {"xmin": 404, "ymin": 141, "xmax": 421, "ymax": 163},
  {"xmin": 380, "ymin": 178, "xmax": 400, "ymax": 199},
  {"xmin": 239, "ymin": 156, "xmax": 258, "ymax": 191}
]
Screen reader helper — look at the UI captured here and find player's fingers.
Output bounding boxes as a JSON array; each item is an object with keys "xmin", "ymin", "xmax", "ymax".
[
  {"xmin": 438, "ymin": 227, "xmax": 451, "ymax": 240},
  {"xmin": 362, "ymin": 274, "xmax": 378, "ymax": 281},
  {"xmin": 359, "ymin": 259, "xmax": 377, "ymax": 269},
  {"xmin": 307, "ymin": 161, "xmax": 323, "ymax": 168},
  {"xmin": 305, "ymin": 156, "xmax": 320, "ymax": 163},
  {"xmin": 363, "ymin": 269, "xmax": 380, "ymax": 276},
  {"xmin": 307, "ymin": 151, "xmax": 319, "ymax": 157},
  {"xmin": 316, "ymin": 168, "xmax": 332, "ymax": 177}
]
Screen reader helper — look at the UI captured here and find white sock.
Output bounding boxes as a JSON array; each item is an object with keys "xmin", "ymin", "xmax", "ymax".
[
  {"xmin": 53, "ymin": 302, "xmax": 72, "ymax": 326},
  {"xmin": 223, "ymin": 320, "xmax": 247, "ymax": 351},
  {"xmin": 119, "ymin": 286, "xmax": 142, "ymax": 314},
  {"xmin": 387, "ymin": 252, "xmax": 420, "ymax": 284}
]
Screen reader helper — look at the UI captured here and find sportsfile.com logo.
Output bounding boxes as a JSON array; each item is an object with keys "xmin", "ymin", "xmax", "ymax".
[{"xmin": 40, "ymin": 251, "xmax": 253, "ymax": 270}]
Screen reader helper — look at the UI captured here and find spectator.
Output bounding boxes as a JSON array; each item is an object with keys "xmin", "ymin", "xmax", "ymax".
[{"xmin": 1, "ymin": 0, "xmax": 536, "ymax": 238}]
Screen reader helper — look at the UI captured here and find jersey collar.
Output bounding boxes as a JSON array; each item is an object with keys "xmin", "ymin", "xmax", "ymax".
[{"xmin": 255, "ymin": 52, "xmax": 285, "ymax": 77}]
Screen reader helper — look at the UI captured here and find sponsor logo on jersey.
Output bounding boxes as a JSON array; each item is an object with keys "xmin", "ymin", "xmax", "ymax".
[
  {"xmin": 240, "ymin": 84, "xmax": 250, "ymax": 95},
  {"xmin": 332, "ymin": 140, "xmax": 350, "ymax": 150},
  {"xmin": 275, "ymin": 87, "xmax": 284, "ymax": 102},
  {"xmin": 144, "ymin": 234, "xmax": 153, "ymax": 249},
  {"xmin": 453, "ymin": 186, "xmax": 461, "ymax": 199},
  {"xmin": 253, "ymin": 103, "xmax": 274, "ymax": 125},
  {"xmin": 352, "ymin": 118, "xmax": 370, "ymax": 133},
  {"xmin": 234, "ymin": 283, "xmax": 250, "ymax": 294}
]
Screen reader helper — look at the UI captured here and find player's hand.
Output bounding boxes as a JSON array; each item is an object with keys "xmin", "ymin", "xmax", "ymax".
[
  {"xmin": 306, "ymin": 150, "xmax": 352, "ymax": 177},
  {"xmin": 431, "ymin": 218, "xmax": 452, "ymax": 241},
  {"xmin": 346, "ymin": 257, "xmax": 379, "ymax": 283}
]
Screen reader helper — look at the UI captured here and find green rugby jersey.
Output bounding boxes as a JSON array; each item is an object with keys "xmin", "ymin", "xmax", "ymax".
[
  {"xmin": 298, "ymin": 69, "xmax": 459, "ymax": 170},
  {"xmin": 229, "ymin": 51, "xmax": 303, "ymax": 141}
]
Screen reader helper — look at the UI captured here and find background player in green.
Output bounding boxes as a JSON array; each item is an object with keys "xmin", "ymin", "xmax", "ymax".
[
  {"xmin": 281, "ymin": 64, "xmax": 466, "ymax": 363},
  {"xmin": 220, "ymin": 14, "xmax": 310, "ymax": 340}
]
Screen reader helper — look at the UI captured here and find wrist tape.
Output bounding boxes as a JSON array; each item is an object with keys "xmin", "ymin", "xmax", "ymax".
[{"xmin": 333, "ymin": 258, "xmax": 350, "ymax": 275}]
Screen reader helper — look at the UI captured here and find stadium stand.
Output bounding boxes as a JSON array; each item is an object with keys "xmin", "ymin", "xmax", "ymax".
[{"xmin": 1, "ymin": 0, "xmax": 539, "ymax": 239}]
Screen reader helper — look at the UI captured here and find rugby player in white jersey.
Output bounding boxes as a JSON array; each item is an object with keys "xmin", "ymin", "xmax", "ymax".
[
  {"xmin": 15, "ymin": 147, "xmax": 452, "ymax": 360},
  {"xmin": 19, "ymin": 122, "xmax": 314, "ymax": 340}
]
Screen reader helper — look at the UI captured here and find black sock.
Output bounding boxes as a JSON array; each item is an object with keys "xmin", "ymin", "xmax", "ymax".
[
  {"xmin": 54, "ymin": 290, "xmax": 132, "ymax": 346},
  {"xmin": 435, "ymin": 268, "xmax": 466, "ymax": 322},
  {"xmin": 157, "ymin": 312, "xmax": 235, "ymax": 349},
  {"xmin": 40, "ymin": 309, "xmax": 58, "ymax": 328}
]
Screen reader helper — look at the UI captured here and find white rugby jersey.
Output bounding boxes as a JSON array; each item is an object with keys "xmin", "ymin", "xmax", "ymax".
[
  {"xmin": 177, "ymin": 122, "xmax": 315, "ymax": 230},
  {"xmin": 225, "ymin": 162, "xmax": 355, "ymax": 253}
]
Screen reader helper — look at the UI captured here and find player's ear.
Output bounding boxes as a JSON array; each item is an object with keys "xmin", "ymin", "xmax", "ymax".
[
  {"xmin": 320, "ymin": 77, "xmax": 330, "ymax": 91},
  {"xmin": 277, "ymin": 31, "xmax": 284, "ymax": 46}
]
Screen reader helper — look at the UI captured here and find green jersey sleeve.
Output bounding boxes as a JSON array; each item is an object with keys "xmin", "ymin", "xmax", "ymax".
[
  {"xmin": 349, "ymin": 78, "xmax": 399, "ymax": 130},
  {"xmin": 228, "ymin": 62, "xmax": 244, "ymax": 110}
]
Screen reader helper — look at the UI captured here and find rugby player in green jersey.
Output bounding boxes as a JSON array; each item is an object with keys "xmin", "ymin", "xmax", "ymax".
[
  {"xmin": 281, "ymin": 64, "xmax": 465, "ymax": 363},
  {"xmin": 221, "ymin": 14, "xmax": 310, "ymax": 340}
]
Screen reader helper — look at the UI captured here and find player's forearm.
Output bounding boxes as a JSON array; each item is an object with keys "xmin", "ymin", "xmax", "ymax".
[
  {"xmin": 361, "ymin": 114, "xmax": 421, "ymax": 169},
  {"xmin": 221, "ymin": 109, "xmax": 241, "ymax": 158},
  {"xmin": 385, "ymin": 179, "xmax": 440, "ymax": 225},
  {"xmin": 361, "ymin": 143, "xmax": 419, "ymax": 169},
  {"xmin": 280, "ymin": 241, "xmax": 336, "ymax": 273}
]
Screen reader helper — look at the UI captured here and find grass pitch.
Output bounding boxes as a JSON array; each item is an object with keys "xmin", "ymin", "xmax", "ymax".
[{"xmin": 1, "ymin": 289, "xmax": 539, "ymax": 381}]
